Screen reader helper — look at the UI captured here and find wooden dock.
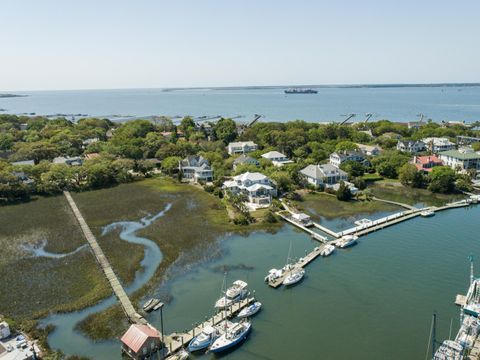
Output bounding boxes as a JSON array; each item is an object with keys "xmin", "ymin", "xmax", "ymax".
[
  {"xmin": 267, "ymin": 245, "xmax": 325, "ymax": 288},
  {"xmin": 163, "ymin": 297, "xmax": 255, "ymax": 354},
  {"xmin": 63, "ymin": 191, "xmax": 146, "ymax": 325},
  {"xmin": 276, "ymin": 213, "xmax": 328, "ymax": 243},
  {"xmin": 312, "ymin": 222, "xmax": 340, "ymax": 238}
]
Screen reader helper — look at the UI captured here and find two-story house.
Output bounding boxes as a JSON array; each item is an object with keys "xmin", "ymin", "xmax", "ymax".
[
  {"xmin": 329, "ymin": 151, "xmax": 366, "ymax": 168},
  {"xmin": 222, "ymin": 171, "xmax": 277, "ymax": 206},
  {"xmin": 227, "ymin": 141, "xmax": 258, "ymax": 155},
  {"xmin": 179, "ymin": 155, "xmax": 213, "ymax": 182},
  {"xmin": 396, "ymin": 140, "xmax": 426, "ymax": 154},
  {"xmin": 300, "ymin": 164, "xmax": 348, "ymax": 187},
  {"xmin": 261, "ymin": 151, "xmax": 293, "ymax": 167}
]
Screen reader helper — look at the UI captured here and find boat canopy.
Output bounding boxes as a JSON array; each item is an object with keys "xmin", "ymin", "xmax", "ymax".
[
  {"xmin": 232, "ymin": 280, "xmax": 248, "ymax": 288},
  {"xmin": 202, "ymin": 325, "xmax": 216, "ymax": 335}
]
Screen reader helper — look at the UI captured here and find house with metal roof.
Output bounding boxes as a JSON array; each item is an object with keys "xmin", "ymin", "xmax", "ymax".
[
  {"xmin": 300, "ymin": 164, "xmax": 348, "ymax": 187},
  {"xmin": 120, "ymin": 324, "xmax": 162, "ymax": 360},
  {"xmin": 261, "ymin": 151, "xmax": 294, "ymax": 167},
  {"xmin": 222, "ymin": 171, "xmax": 277, "ymax": 206},
  {"xmin": 329, "ymin": 151, "xmax": 366, "ymax": 168},
  {"xmin": 179, "ymin": 155, "xmax": 213, "ymax": 183},
  {"xmin": 438, "ymin": 148, "xmax": 480, "ymax": 171},
  {"xmin": 396, "ymin": 140, "xmax": 426, "ymax": 154},
  {"xmin": 422, "ymin": 137, "xmax": 456, "ymax": 153}
]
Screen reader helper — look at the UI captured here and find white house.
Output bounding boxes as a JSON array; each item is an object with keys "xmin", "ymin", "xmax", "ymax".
[
  {"xmin": 261, "ymin": 151, "xmax": 293, "ymax": 167},
  {"xmin": 233, "ymin": 154, "xmax": 259, "ymax": 170},
  {"xmin": 227, "ymin": 141, "xmax": 258, "ymax": 155},
  {"xmin": 300, "ymin": 164, "xmax": 348, "ymax": 187},
  {"xmin": 179, "ymin": 155, "xmax": 213, "ymax": 182},
  {"xmin": 223, "ymin": 172, "xmax": 277, "ymax": 206},
  {"xmin": 355, "ymin": 143, "xmax": 381, "ymax": 156},
  {"xmin": 438, "ymin": 148, "xmax": 480, "ymax": 172},
  {"xmin": 396, "ymin": 140, "xmax": 426, "ymax": 154},
  {"xmin": 329, "ymin": 151, "xmax": 366, "ymax": 167},
  {"xmin": 0, "ymin": 321, "xmax": 10, "ymax": 339},
  {"xmin": 422, "ymin": 137, "xmax": 456, "ymax": 153}
]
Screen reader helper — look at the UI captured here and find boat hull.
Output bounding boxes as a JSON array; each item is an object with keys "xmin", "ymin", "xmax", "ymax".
[
  {"xmin": 188, "ymin": 337, "xmax": 212, "ymax": 352},
  {"xmin": 209, "ymin": 326, "xmax": 252, "ymax": 353}
]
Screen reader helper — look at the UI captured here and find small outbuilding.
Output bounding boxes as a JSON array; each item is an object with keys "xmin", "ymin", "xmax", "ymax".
[{"xmin": 121, "ymin": 324, "xmax": 162, "ymax": 360}]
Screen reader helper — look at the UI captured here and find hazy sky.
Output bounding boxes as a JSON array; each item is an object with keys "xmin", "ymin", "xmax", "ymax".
[{"xmin": 2, "ymin": 0, "xmax": 479, "ymax": 91}]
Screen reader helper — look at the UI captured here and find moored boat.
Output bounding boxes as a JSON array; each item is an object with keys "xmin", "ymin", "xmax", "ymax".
[
  {"xmin": 209, "ymin": 321, "xmax": 252, "ymax": 353},
  {"xmin": 337, "ymin": 235, "xmax": 358, "ymax": 248},
  {"xmin": 142, "ymin": 298, "xmax": 160, "ymax": 312},
  {"xmin": 433, "ymin": 340, "xmax": 463, "ymax": 360},
  {"xmin": 237, "ymin": 302, "xmax": 262, "ymax": 318},
  {"xmin": 215, "ymin": 280, "xmax": 249, "ymax": 309},
  {"xmin": 320, "ymin": 244, "xmax": 335, "ymax": 257},
  {"xmin": 188, "ymin": 325, "xmax": 220, "ymax": 352},
  {"xmin": 283, "ymin": 268, "xmax": 305, "ymax": 286},
  {"xmin": 421, "ymin": 210, "xmax": 435, "ymax": 217},
  {"xmin": 264, "ymin": 268, "xmax": 282, "ymax": 282}
]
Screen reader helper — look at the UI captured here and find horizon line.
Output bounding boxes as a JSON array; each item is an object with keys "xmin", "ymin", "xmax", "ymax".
[{"xmin": 3, "ymin": 81, "xmax": 480, "ymax": 93}]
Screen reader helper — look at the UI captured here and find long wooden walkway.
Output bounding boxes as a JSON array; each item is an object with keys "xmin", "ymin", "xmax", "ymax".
[
  {"xmin": 371, "ymin": 196, "xmax": 418, "ymax": 210},
  {"xmin": 63, "ymin": 191, "xmax": 146, "ymax": 325},
  {"xmin": 277, "ymin": 213, "xmax": 328, "ymax": 243},
  {"xmin": 163, "ymin": 297, "xmax": 255, "ymax": 354}
]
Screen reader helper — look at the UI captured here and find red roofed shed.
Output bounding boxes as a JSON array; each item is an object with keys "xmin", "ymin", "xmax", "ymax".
[{"xmin": 121, "ymin": 324, "xmax": 161, "ymax": 359}]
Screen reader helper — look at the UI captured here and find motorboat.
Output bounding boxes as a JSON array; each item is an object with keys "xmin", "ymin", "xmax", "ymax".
[
  {"xmin": 142, "ymin": 298, "xmax": 160, "ymax": 312},
  {"xmin": 237, "ymin": 302, "xmax": 262, "ymax": 318},
  {"xmin": 433, "ymin": 340, "xmax": 463, "ymax": 360},
  {"xmin": 283, "ymin": 268, "xmax": 305, "ymax": 286},
  {"xmin": 166, "ymin": 348, "xmax": 189, "ymax": 360},
  {"xmin": 215, "ymin": 280, "xmax": 249, "ymax": 309},
  {"xmin": 264, "ymin": 268, "xmax": 282, "ymax": 282},
  {"xmin": 337, "ymin": 235, "xmax": 358, "ymax": 248},
  {"xmin": 320, "ymin": 244, "xmax": 335, "ymax": 257},
  {"xmin": 421, "ymin": 210, "xmax": 435, "ymax": 217},
  {"xmin": 209, "ymin": 321, "xmax": 252, "ymax": 353},
  {"xmin": 188, "ymin": 325, "xmax": 220, "ymax": 352}
]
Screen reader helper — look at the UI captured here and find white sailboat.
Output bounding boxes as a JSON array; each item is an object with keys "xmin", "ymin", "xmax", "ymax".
[{"xmin": 282, "ymin": 240, "xmax": 305, "ymax": 286}]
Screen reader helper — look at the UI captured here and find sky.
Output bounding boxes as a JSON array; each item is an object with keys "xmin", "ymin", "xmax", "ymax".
[{"xmin": 1, "ymin": 0, "xmax": 479, "ymax": 91}]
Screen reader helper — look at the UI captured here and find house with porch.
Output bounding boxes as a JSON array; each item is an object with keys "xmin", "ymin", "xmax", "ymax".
[
  {"xmin": 233, "ymin": 154, "xmax": 259, "ymax": 170},
  {"xmin": 329, "ymin": 150, "xmax": 366, "ymax": 168},
  {"xmin": 299, "ymin": 164, "xmax": 348, "ymax": 187},
  {"xmin": 222, "ymin": 171, "xmax": 277, "ymax": 207},
  {"xmin": 261, "ymin": 151, "xmax": 293, "ymax": 167},
  {"xmin": 411, "ymin": 155, "xmax": 443, "ymax": 173},
  {"xmin": 396, "ymin": 140, "xmax": 426, "ymax": 154},
  {"xmin": 422, "ymin": 137, "xmax": 456, "ymax": 153},
  {"xmin": 227, "ymin": 141, "xmax": 258, "ymax": 155},
  {"xmin": 438, "ymin": 148, "xmax": 480, "ymax": 172},
  {"xmin": 179, "ymin": 155, "xmax": 213, "ymax": 182}
]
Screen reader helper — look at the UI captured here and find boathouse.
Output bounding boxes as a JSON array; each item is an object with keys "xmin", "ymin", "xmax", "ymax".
[{"xmin": 121, "ymin": 324, "xmax": 162, "ymax": 360}]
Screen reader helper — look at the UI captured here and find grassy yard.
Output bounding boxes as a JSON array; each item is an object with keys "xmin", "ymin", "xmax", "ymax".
[
  {"xmin": 369, "ymin": 181, "xmax": 465, "ymax": 207},
  {"xmin": 292, "ymin": 192, "xmax": 399, "ymax": 220}
]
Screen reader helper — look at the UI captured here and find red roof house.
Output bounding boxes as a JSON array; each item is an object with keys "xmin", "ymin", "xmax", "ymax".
[
  {"xmin": 412, "ymin": 155, "xmax": 443, "ymax": 173},
  {"xmin": 121, "ymin": 324, "xmax": 162, "ymax": 359}
]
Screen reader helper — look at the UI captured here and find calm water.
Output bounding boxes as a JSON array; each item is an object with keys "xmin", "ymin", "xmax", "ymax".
[
  {"xmin": 43, "ymin": 204, "xmax": 479, "ymax": 359},
  {"xmin": 2, "ymin": 86, "xmax": 480, "ymax": 122}
]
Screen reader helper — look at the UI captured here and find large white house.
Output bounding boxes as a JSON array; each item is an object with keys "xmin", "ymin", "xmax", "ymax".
[
  {"xmin": 227, "ymin": 141, "xmax": 258, "ymax": 155},
  {"xmin": 261, "ymin": 151, "xmax": 293, "ymax": 167},
  {"xmin": 396, "ymin": 140, "xmax": 426, "ymax": 154},
  {"xmin": 223, "ymin": 171, "xmax": 277, "ymax": 206},
  {"xmin": 422, "ymin": 137, "xmax": 456, "ymax": 153},
  {"xmin": 300, "ymin": 164, "xmax": 348, "ymax": 187},
  {"xmin": 179, "ymin": 155, "xmax": 213, "ymax": 182},
  {"xmin": 355, "ymin": 143, "xmax": 381, "ymax": 156},
  {"xmin": 438, "ymin": 148, "xmax": 480, "ymax": 171},
  {"xmin": 329, "ymin": 151, "xmax": 366, "ymax": 167}
]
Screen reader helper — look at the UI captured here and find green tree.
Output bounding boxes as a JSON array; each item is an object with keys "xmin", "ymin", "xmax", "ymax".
[
  {"xmin": 161, "ymin": 156, "xmax": 181, "ymax": 175},
  {"xmin": 340, "ymin": 161, "xmax": 365, "ymax": 177},
  {"xmin": 214, "ymin": 118, "xmax": 237, "ymax": 144},
  {"xmin": 336, "ymin": 181, "xmax": 352, "ymax": 201},
  {"xmin": 428, "ymin": 166, "xmax": 456, "ymax": 193},
  {"xmin": 472, "ymin": 143, "xmax": 480, "ymax": 152},
  {"xmin": 335, "ymin": 141, "xmax": 359, "ymax": 152},
  {"xmin": 399, "ymin": 163, "xmax": 424, "ymax": 187}
]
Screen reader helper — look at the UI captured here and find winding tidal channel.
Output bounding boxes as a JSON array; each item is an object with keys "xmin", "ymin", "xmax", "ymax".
[{"xmin": 38, "ymin": 203, "xmax": 172, "ymax": 359}]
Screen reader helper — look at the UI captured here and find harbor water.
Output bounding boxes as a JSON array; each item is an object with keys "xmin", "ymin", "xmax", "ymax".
[
  {"xmin": 2, "ymin": 86, "xmax": 480, "ymax": 122},
  {"xmin": 44, "ymin": 205, "xmax": 480, "ymax": 359}
]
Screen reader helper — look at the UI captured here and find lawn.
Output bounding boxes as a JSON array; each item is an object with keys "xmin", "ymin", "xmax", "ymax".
[
  {"xmin": 292, "ymin": 192, "xmax": 400, "ymax": 220},
  {"xmin": 369, "ymin": 181, "xmax": 465, "ymax": 207}
]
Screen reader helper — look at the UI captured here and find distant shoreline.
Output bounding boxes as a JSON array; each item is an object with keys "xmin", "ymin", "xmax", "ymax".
[{"xmin": 0, "ymin": 93, "xmax": 28, "ymax": 98}]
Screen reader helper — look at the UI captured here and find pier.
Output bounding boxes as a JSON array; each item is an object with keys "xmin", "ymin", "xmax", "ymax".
[
  {"xmin": 63, "ymin": 191, "xmax": 147, "ymax": 325},
  {"xmin": 276, "ymin": 212, "xmax": 328, "ymax": 243},
  {"xmin": 163, "ymin": 297, "xmax": 255, "ymax": 354}
]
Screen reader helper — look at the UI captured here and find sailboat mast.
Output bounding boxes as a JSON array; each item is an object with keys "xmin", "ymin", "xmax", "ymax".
[
  {"xmin": 432, "ymin": 313, "xmax": 437, "ymax": 359},
  {"xmin": 470, "ymin": 255, "xmax": 474, "ymax": 285}
]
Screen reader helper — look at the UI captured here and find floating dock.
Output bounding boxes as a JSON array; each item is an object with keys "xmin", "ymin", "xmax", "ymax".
[
  {"xmin": 276, "ymin": 213, "xmax": 328, "ymax": 243},
  {"xmin": 163, "ymin": 297, "xmax": 255, "ymax": 354}
]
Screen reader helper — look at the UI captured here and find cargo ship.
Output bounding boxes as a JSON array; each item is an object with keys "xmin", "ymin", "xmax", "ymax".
[{"xmin": 284, "ymin": 88, "xmax": 318, "ymax": 94}]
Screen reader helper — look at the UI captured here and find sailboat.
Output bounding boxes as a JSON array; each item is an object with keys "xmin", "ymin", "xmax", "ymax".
[
  {"xmin": 282, "ymin": 240, "xmax": 305, "ymax": 286},
  {"xmin": 209, "ymin": 320, "xmax": 252, "ymax": 353}
]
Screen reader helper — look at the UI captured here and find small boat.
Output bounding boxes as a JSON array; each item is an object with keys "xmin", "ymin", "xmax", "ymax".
[
  {"xmin": 143, "ymin": 298, "xmax": 161, "ymax": 312},
  {"xmin": 433, "ymin": 340, "xmax": 463, "ymax": 360},
  {"xmin": 421, "ymin": 210, "xmax": 435, "ymax": 217},
  {"xmin": 209, "ymin": 321, "xmax": 252, "ymax": 353},
  {"xmin": 188, "ymin": 325, "xmax": 220, "ymax": 352},
  {"xmin": 337, "ymin": 235, "xmax": 358, "ymax": 248},
  {"xmin": 237, "ymin": 302, "xmax": 262, "ymax": 318},
  {"xmin": 264, "ymin": 268, "xmax": 282, "ymax": 282},
  {"xmin": 320, "ymin": 244, "xmax": 335, "ymax": 257},
  {"xmin": 166, "ymin": 348, "xmax": 189, "ymax": 360},
  {"xmin": 215, "ymin": 280, "xmax": 249, "ymax": 309},
  {"xmin": 152, "ymin": 302, "xmax": 163, "ymax": 311},
  {"xmin": 283, "ymin": 268, "xmax": 305, "ymax": 286}
]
